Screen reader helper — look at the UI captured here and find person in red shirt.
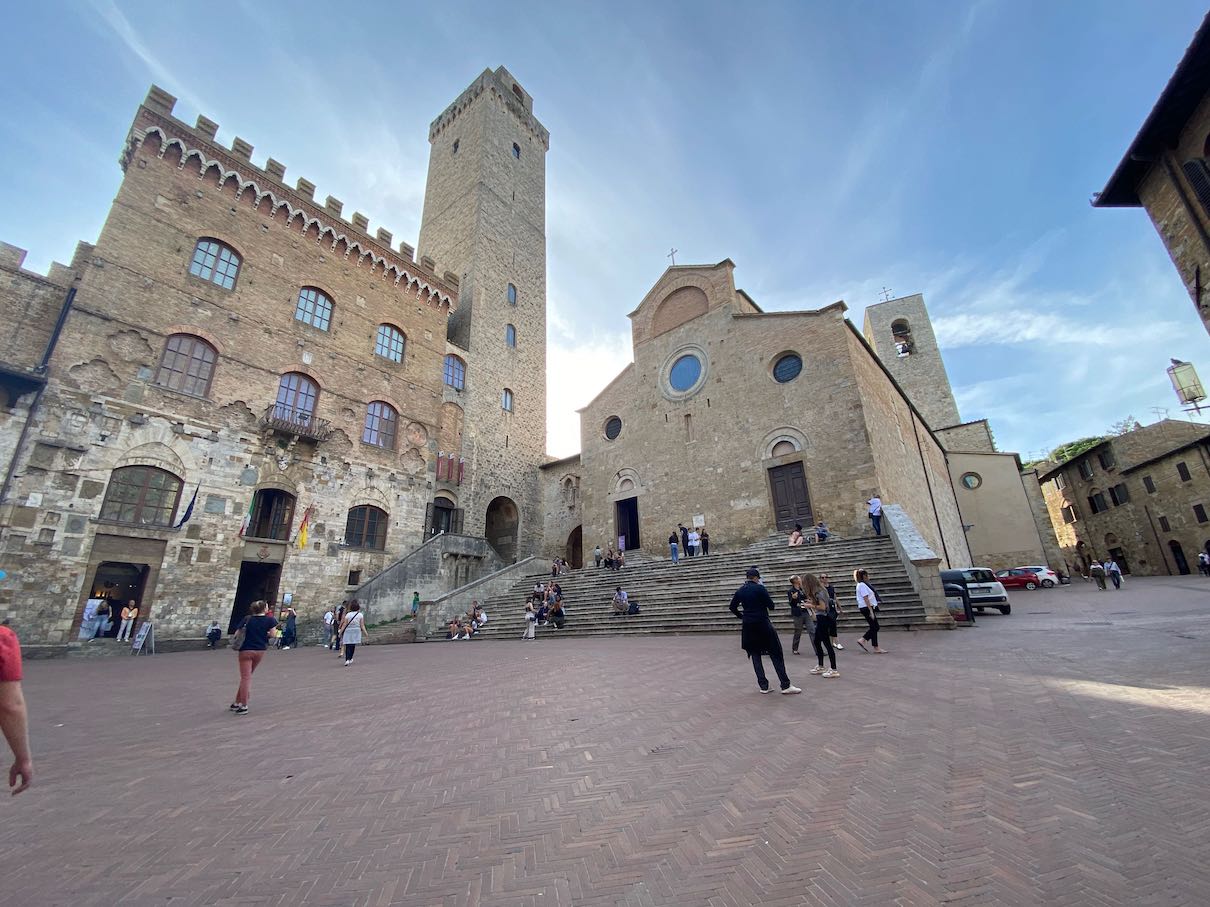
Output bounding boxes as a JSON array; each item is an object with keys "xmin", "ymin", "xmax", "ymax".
[{"xmin": 0, "ymin": 622, "xmax": 32, "ymax": 795}]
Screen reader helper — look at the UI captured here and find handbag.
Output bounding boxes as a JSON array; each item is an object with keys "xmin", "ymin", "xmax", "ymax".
[{"xmin": 230, "ymin": 624, "xmax": 246, "ymax": 652}]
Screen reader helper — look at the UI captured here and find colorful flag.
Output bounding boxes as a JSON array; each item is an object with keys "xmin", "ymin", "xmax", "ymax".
[
  {"xmin": 174, "ymin": 484, "xmax": 200, "ymax": 529},
  {"xmin": 296, "ymin": 505, "xmax": 313, "ymax": 549},
  {"xmin": 239, "ymin": 495, "xmax": 254, "ymax": 538}
]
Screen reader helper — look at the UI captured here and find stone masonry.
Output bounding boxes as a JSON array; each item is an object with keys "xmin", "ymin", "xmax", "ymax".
[{"xmin": 863, "ymin": 294, "xmax": 962, "ymax": 430}]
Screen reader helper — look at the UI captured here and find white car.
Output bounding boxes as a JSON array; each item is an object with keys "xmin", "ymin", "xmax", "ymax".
[
  {"xmin": 940, "ymin": 567, "xmax": 1011, "ymax": 615},
  {"xmin": 1018, "ymin": 565, "xmax": 1059, "ymax": 588}
]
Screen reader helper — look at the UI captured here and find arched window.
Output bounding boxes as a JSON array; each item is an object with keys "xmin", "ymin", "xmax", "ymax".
[
  {"xmin": 362, "ymin": 401, "xmax": 398, "ymax": 449},
  {"xmin": 294, "ymin": 287, "xmax": 333, "ymax": 331},
  {"xmin": 374, "ymin": 324, "xmax": 406, "ymax": 362},
  {"xmin": 99, "ymin": 466, "xmax": 183, "ymax": 527},
  {"xmin": 248, "ymin": 488, "xmax": 295, "ymax": 541},
  {"xmin": 890, "ymin": 318, "xmax": 914, "ymax": 357},
  {"xmin": 505, "ymin": 324, "xmax": 516, "ymax": 348},
  {"xmin": 512, "ymin": 143, "xmax": 521, "ymax": 159},
  {"xmin": 188, "ymin": 238, "xmax": 241, "ymax": 290},
  {"xmin": 274, "ymin": 373, "xmax": 318, "ymax": 425},
  {"xmin": 444, "ymin": 354, "xmax": 466, "ymax": 390},
  {"xmin": 507, "ymin": 283, "xmax": 518, "ymax": 305},
  {"xmin": 502, "ymin": 388, "xmax": 514, "ymax": 412},
  {"xmin": 345, "ymin": 505, "xmax": 387, "ymax": 550},
  {"xmin": 155, "ymin": 334, "xmax": 217, "ymax": 397}
]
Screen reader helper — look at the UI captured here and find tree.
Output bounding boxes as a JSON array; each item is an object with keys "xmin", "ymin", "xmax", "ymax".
[
  {"xmin": 1047, "ymin": 436, "xmax": 1108, "ymax": 464},
  {"xmin": 1107, "ymin": 415, "xmax": 1141, "ymax": 436}
]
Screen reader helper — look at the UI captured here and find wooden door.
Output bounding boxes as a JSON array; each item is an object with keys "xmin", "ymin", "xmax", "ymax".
[{"xmin": 768, "ymin": 462, "xmax": 813, "ymax": 531}]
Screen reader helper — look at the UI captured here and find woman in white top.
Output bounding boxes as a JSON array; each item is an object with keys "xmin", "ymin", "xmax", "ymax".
[
  {"xmin": 339, "ymin": 601, "xmax": 369, "ymax": 665},
  {"xmin": 853, "ymin": 569, "xmax": 888, "ymax": 653}
]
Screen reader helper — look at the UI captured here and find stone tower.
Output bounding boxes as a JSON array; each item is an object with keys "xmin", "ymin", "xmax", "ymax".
[
  {"xmin": 862, "ymin": 294, "xmax": 961, "ymax": 429},
  {"xmin": 418, "ymin": 67, "xmax": 549, "ymax": 561}
]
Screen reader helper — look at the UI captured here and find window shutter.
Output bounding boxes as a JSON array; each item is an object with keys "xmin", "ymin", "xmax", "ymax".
[
  {"xmin": 1182, "ymin": 159, "xmax": 1210, "ymax": 215},
  {"xmin": 424, "ymin": 501, "xmax": 435, "ymax": 536},
  {"xmin": 452, "ymin": 508, "xmax": 465, "ymax": 534}
]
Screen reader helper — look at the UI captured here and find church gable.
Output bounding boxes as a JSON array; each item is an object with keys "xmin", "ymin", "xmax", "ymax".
[{"xmin": 628, "ymin": 259, "xmax": 737, "ymax": 347}]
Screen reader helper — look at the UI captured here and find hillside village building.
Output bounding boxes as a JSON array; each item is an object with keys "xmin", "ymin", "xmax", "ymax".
[
  {"xmin": 1039, "ymin": 420, "xmax": 1210, "ymax": 576},
  {"xmin": 1, "ymin": 70, "xmax": 1057, "ymax": 647}
]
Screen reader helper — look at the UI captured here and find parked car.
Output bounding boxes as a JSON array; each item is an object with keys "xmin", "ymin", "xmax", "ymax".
[
  {"xmin": 996, "ymin": 568, "xmax": 1042, "ymax": 590},
  {"xmin": 939, "ymin": 567, "xmax": 1011, "ymax": 614},
  {"xmin": 944, "ymin": 581, "xmax": 974, "ymax": 624},
  {"xmin": 1018, "ymin": 565, "xmax": 1059, "ymax": 588}
]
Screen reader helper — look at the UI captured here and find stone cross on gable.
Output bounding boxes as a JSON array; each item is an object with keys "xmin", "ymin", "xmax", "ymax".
[{"xmin": 667, "ymin": 248, "xmax": 678, "ymax": 266}]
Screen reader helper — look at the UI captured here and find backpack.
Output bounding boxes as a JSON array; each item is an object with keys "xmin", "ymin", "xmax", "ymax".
[{"xmin": 627, "ymin": 601, "xmax": 640, "ymax": 615}]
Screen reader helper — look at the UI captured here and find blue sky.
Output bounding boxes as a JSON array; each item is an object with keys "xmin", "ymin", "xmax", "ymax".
[{"xmin": 1, "ymin": 1, "xmax": 1208, "ymax": 460}]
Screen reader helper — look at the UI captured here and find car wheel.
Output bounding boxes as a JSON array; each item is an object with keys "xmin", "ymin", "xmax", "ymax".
[
  {"xmin": 1041, "ymin": 579, "xmax": 1055, "ymax": 588},
  {"xmin": 1025, "ymin": 581, "xmax": 1037, "ymax": 590},
  {"xmin": 975, "ymin": 607, "xmax": 985, "ymax": 613},
  {"xmin": 998, "ymin": 605, "xmax": 1011, "ymax": 615}
]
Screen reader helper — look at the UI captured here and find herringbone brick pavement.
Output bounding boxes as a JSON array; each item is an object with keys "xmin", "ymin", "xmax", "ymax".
[{"xmin": 4, "ymin": 575, "xmax": 1210, "ymax": 905}]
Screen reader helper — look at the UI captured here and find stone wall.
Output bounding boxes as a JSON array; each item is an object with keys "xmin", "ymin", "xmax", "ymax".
[
  {"xmin": 844, "ymin": 326, "xmax": 970, "ymax": 569},
  {"xmin": 416, "ymin": 554, "xmax": 539, "ymax": 638},
  {"xmin": 539, "ymin": 455, "xmax": 582, "ymax": 564},
  {"xmin": 882, "ymin": 504, "xmax": 953, "ymax": 628},
  {"xmin": 936, "ymin": 420, "xmax": 996, "ymax": 453},
  {"xmin": 1135, "ymin": 91, "xmax": 1210, "ymax": 336},
  {"xmin": 948, "ymin": 450, "xmax": 1047, "ymax": 571}
]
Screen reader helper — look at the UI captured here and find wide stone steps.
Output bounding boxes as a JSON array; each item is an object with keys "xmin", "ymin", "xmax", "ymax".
[{"xmin": 429, "ymin": 535, "xmax": 925, "ymax": 641}]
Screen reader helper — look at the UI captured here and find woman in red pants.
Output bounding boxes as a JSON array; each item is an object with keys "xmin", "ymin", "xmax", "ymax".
[{"xmin": 230, "ymin": 600, "xmax": 277, "ymax": 716}]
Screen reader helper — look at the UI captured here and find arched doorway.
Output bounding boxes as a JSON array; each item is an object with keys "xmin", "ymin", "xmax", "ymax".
[
  {"xmin": 83, "ymin": 562, "xmax": 148, "ymax": 639},
  {"xmin": 566, "ymin": 525, "xmax": 583, "ymax": 569},
  {"xmin": 1169, "ymin": 540, "xmax": 1191, "ymax": 575},
  {"xmin": 485, "ymin": 496, "xmax": 519, "ymax": 563}
]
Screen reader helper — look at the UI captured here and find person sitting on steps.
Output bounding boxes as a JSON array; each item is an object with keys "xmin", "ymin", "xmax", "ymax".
[{"xmin": 612, "ymin": 587, "xmax": 629, "ymax": 616}]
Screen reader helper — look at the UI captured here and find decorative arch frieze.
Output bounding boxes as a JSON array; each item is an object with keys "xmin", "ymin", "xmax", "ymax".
[{"xmin": 760, "ymin": 427, "xmax": 809, "ymax": 461}]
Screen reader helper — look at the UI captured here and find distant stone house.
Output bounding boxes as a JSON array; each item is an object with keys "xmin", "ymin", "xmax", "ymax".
[{"xmin": 1039, "ymin": 420, "xmax": 1210, "ymax": 575}]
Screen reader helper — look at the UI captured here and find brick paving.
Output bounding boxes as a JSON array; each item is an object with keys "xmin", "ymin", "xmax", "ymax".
[{"xmin": 4, "ymin": 575, "xmax": 1210, "ymax": 906}]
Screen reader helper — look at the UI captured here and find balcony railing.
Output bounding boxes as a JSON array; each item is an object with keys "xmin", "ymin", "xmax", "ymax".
[{"xmin": 260, "ymin": 404, "xmax": 334, "ymax": 442}]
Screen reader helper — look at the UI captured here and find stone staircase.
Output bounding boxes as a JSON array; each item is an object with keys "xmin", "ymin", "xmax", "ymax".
[{"xmin": 429, "ymin": 535, "xmax": 927, "ymax": 641}]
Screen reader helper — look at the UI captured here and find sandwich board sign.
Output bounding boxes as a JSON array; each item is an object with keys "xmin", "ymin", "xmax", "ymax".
[{"xmin": 131, "ymin": 621, "xmax": 155, "ymax": 656}]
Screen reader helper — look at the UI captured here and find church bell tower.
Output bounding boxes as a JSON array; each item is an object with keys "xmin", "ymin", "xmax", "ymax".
[{"xmin": 418, "ymin": 67, "xmax": 549, "ymax": 561}]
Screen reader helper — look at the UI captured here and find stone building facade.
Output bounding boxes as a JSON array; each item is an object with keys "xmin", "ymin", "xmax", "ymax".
[
  {"xmin": 863, "ymin": 294, "xmax": 962, "ymax": 429},
  {"xmin": 575, "ymin": 260, "xmax": 972, "ymax": 566},
  {"xmin": 0, "ymin": 74, "xmax": 545, "ymax": 645},
  {"xmin": 1039, "ymin": 420, "xmax": 1210, "ymax": 575},
  {"xmin": 1095, "ymin": 13, "xmax": 1210, "ymax": 336}
]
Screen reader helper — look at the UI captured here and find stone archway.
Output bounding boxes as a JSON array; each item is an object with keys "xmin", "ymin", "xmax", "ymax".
[
  {"xmin": 566, "ymin": 525, "xmax": 583, "ymax": 569},
  {"xmin": 485, "ymin": 496, "xmax": 519, "ymax": 563}
]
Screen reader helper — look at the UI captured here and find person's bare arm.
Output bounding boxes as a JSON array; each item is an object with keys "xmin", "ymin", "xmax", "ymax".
[{"xmin": 0, "ymin": 680, "xmax": 32, "ymax": 795}]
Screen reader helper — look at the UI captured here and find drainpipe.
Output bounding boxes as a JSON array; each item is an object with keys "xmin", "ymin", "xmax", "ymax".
[
  {"xmin": 0, "ymin": 287, "xmax": 76, "ymax": 506},
  {"xmin": 1143, "ymin": 503, "xmax": 1173, "ymax": 576}
]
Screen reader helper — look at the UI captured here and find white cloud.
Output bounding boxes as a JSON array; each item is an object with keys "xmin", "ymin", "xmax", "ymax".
[{"xmin": 545, "ymin": 317, "xmax": 632, "ymax": 459}]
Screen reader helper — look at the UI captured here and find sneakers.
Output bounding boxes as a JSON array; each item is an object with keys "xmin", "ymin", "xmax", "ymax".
[
  {"xmin": 228, "ymin": 703, "xmax": 240, "ymax": 711},
  {"xmin": 344, "ymin": 659, "xmax": 351, "ymax": 666},
  {"xmin": 282, "ymin": 646, "xmax": 290, "ymax": 651},
  {"xmin": 233, "ymin": 705, "xmax": 249, "ymax": 716},
  {"xmin": 809, "ymin": 665, "xmax": 824, "ymax": 675},
  {"xmin": 822, "ymin": 670, "xmax": 839, "ymax": 678},
  {"xmin": 758, "ymin": 686, "xmax": 772, "ymax": 694},
  {"xmin": 872, "ymin": 647, "xmax": 889, "ymax": 654},
  {"xmin": 835, "ymin": 642, "xmax": 845, "ymax": 650},
  {"xmin": 780, "ymin": 685, "xmax": 803, "ymax": 695}
]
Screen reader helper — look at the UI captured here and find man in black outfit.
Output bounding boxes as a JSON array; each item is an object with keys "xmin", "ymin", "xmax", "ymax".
[
  {"xmin": 729, "ymin": 567, "xmax": 802, "ymax": 695},
  {"xmin": 679, "ymin": 523, "xmax": 690, "ymax": 558}
]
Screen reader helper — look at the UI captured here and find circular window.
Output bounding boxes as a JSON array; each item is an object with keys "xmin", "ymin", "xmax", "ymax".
[
  {"xmin": 960, "ymin": 472, "xmax": 982, "ymax": 490},
  {"xmin": 773, "ymin": 354, "xmax": 802, "ymax": 383},
  {"xmin": 669, "ymin": 354, "xmax": 702, "ymax": 392},
  {"xmin": 604, "ymin": 416, "xmax": 622, "ymax": 440}
]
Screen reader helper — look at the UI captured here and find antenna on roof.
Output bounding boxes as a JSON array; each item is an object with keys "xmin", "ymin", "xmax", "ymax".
[{"xmin": 879, "ymin": 287, "xmax": 893, "ymax": 302}]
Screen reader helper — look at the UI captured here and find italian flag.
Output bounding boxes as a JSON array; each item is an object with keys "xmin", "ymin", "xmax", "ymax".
[{"xmin": 239, "ymin": 496, "xmax": 253, "ymax": 538}]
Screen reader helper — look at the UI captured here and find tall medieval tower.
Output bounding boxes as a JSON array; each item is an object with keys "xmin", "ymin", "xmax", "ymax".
[
  {"xmin": 418, "ymin": 67, "xmax": 549, "ymax": 561},
  {"xmin": 863, "ymin": 294, "xmax": 962, "ymax": 430}
]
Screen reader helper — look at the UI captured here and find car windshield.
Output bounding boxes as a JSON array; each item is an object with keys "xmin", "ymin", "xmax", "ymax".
[{"xmin": 962, "ymin": 569, "xmax": 997, "ymax": 583}]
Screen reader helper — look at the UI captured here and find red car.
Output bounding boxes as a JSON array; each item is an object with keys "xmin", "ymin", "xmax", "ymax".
[{"xmin": 995, "ymin": 568, "xmax": 1041, "ymax": 590}]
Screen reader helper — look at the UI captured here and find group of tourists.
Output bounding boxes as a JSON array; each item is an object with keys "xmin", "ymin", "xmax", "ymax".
[
  {"xmin": 730, "ymin": 565, "xmax": 889, "ymax": 694},
  {"xmin": 592, "ymin": 546, "xmax": 626, "ymax": 570},
  {"xmin": 788, "ymin": 522, "xmax": 830, "ymax": 546},
  {"xmin": 320, "ymin": 600, "xmax": 368, "ymax": 664},
  {"xmin": 446, "ymin": 601, "xmax": 489, "ymax": 639},
  {"xmin": 1087, "ymin": 559, "xmax": 1124, "ymax": 590},
  {"xmin": 521, "ymin": 581, "xmax": 566, "ymax": 638},
  {"xmin": 668, "ymin": 523, "xmax": 710, "ymax": 563}
]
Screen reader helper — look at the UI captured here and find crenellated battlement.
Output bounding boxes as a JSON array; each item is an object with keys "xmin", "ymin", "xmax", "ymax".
[
  {"xmin": 0, "ymin": 239, "xmax": 93, "ymax": 287},
  {"xmin": 428, "ymin": 67, "xmax": 550, "ymax": 149},
  {"xmin": 127, "ymin": 85, "xmax": 455, "ymax": 306}
]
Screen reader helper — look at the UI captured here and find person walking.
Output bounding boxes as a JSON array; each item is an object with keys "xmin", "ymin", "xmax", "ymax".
[
  {"xmin": 668, "ymin": 532, "xmax": 680, "ymax": 564},
  {"xmin": 411, "ymin": 591, "xmax": 421, "ymax": 618},
  {"xmin": 700, "ymin": 529, "xmax": 710, "ymax": 556},
  {"xmin": 339, "ymin": 601, "xmax": 368, "ymax": 665},
  {"xmin": 867, "ymin": 496, "xmax": 883, "ymax": 536},
  {"xmin": 522, "ymin": 602, "xmax": 537, "ymax": 639},
  {"xmin": 787, "ymin": 575, "xmax": 811, "ymax": 655},
  {"xmin": 1198, "ymin": 551, "xmax": 1209, "ymax": 576},
  {"xmin": 279, "ymin": 606, "xmax": 297, "ymax": 649},
  {"xmin": 729, "ymin": 566, "xmax": 802, "ymax": 695},
  {"xmin": 116, "ymin": 600, "xmax": 139, "ymax": 643},
  {"xmin": 332, "ymin": 601, "xmax": 347, "ymax": 652},
  {"xmin": 1106, "ymin": 559, "xmax": 1123, "ymax": 590},
  {"xmin": 1089, "ymin": 561, "xmax": 1107, "ymax": 591},
  {"xmin": 93, "ymin": 600, "xmax": 112, "ymax": 639},
  {"xmin": 0, "ymin": 620, "xmax": 33, "ymax": 794},
  {"xmin": 594, "ymin": 545, "xmax": 603, "ymax": 568},
  {"xmin": 854, "ymin": 569, "xmax": 887, "ymax": 653},
  {"xmin": 819, "ymin": 573, "xmax": 844, "ymax": 650},
  {"xmin": 229, "ymin": 600, "xmax": 277, "ymax": 716},
  {"xmin": 804, "ymin": 573, "xmax": 839, "ymax": 677}
]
